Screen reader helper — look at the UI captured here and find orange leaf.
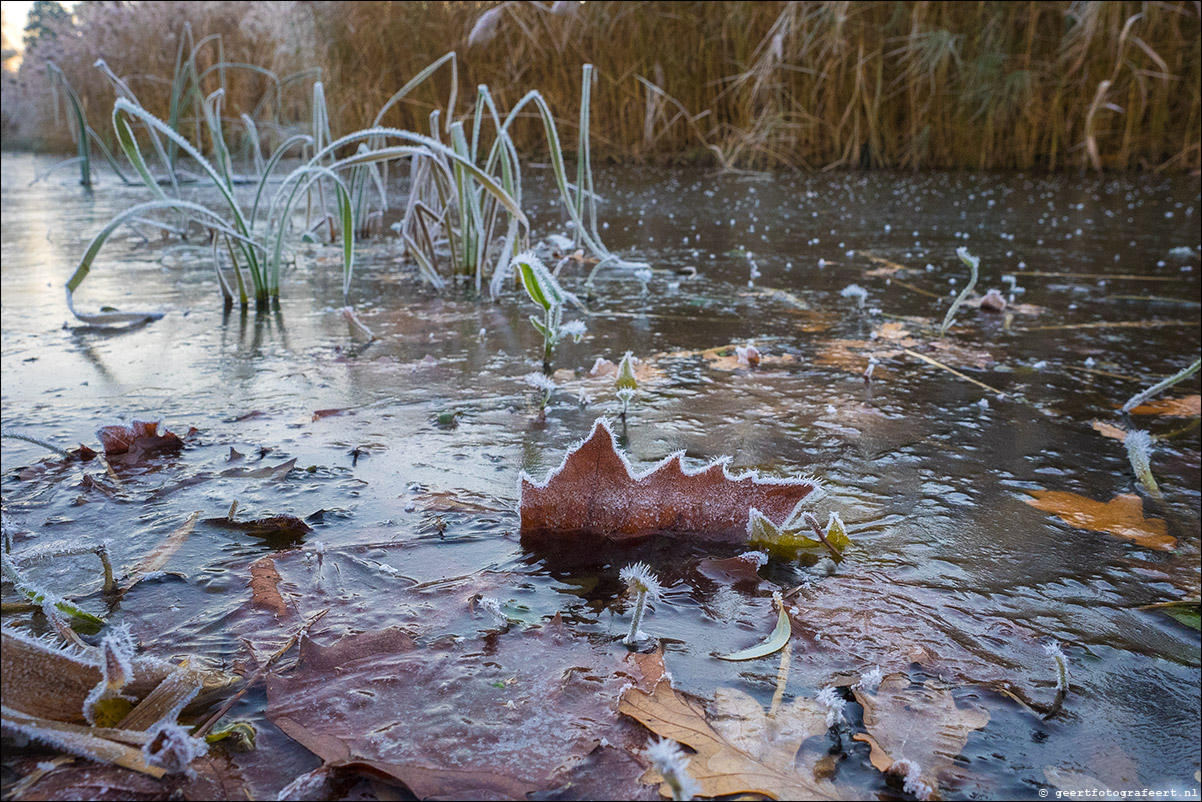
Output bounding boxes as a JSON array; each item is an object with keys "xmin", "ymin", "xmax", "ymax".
[
  {"xmin": 519, "ymin": 420, "xmax": 818, "ymax": 541},
  {"xmin": 1129, "ymin": 394, "xmax": 1201, "ymax": 417},
  {"xmin": 1025, "ymin": 491, "xmax": 1175, "ymax": 550}
]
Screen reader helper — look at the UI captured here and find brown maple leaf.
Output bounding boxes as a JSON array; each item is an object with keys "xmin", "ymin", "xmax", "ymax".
[{"xmin": 519, "ymin": 419, "xmax": 819, "ymax": 541}]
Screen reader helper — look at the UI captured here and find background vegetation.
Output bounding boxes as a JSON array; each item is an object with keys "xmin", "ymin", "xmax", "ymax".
[{"xmin": 3, "ymin": 0, "xmax": 1199, "ymax": 171}]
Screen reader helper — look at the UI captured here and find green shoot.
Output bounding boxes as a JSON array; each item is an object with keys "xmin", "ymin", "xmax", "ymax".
[
  {"xmin": 512, "ymin": 252, "xmax": 586, "ymax": 371},
  {"xmin": 940, "ymin": 247, "xmax": 980, "ymax": 337}
]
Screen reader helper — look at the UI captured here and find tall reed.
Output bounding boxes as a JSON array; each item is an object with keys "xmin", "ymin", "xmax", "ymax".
[{"xmin": 8, "ymin": 1, "xmax": 1197, "ymax": 171}]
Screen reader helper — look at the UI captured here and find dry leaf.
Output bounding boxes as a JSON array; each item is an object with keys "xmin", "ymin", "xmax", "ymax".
[
  {"xmin": 1091, "ymin": 420, "xmax": 1128, "ymax": 442},
  {"xmin": 248, "ymin": 558, "xmax": 287, "ymax": 616},
  {"xmin": 701, "ymin": 345, "xmax": 797, "ymax": 372},
  {"xmin": 618, "ymin": 682, "xmax": 838, "ymax": 800},
  {"xmin": 519, "ymin": 419, "xmax": 818, "ymax": 541},
  {"xmin": 1, "ymin": 627, "xmax": 173, "ymax": 725},
  {"xmin": 852, "ymin": 673, "xmax": 989, "ymax": 800},
  {"xmin": 219, "ymin": 458, "xmax": 297, "ymax": 480},
  {"xmin": 96, "ymin": 421, "xmax": 186, "ymax": 465},
  {"xmin": 1129, "ymin": 394, "xmax": 1201, "ymax": 417},
  {"xmin": 1025, "ymin": 491, "xmax": 1175, "ymax": 550}
]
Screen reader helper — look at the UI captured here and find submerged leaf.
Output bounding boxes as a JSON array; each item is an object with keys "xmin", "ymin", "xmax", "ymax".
[
  {"xmin": 267, "ymin": 620, "xmax": 660, "ymax": 799},
  {"xmin": 618, "ymin": 682, "xmax": 838, "ymax": 800},
  {"xmin": 1128, "ymin": 394, "xmax": 1201, "ymax": 417},
  {"xmin": 520, "ymin": 419, "xmax": 818, "ymax": 541},
  {"xmin": 1025, "ymin": 491, "xmax": 1175, "ymax": 550},
  {"xmin": 852, "ymin": 673, "xmax": 990, "ymax": 800}
]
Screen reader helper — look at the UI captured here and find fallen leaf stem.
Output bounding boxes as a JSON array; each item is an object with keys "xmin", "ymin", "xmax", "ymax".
[
  {"xmin": 194, "ymin": 608, "xmax": 329, "ymax": 738},
  {"xmin": 1121, "ymin": 357, "xmax": 1202, "ymax": 414},
  {"xmin": 802, "ymin": 512, "xmax": 843, "ymax": 561}
]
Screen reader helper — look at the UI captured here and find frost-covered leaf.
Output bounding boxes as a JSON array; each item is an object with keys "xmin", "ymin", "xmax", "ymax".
[
  {"xmin": 520, "ymin": 419, "xmax": 818, "ymax": 541},
  {"xmin": 2, "ymin": 626, "xmax": 172, "ymax": 725},
  {"xmin": 618, "ymin": 682, "xmax": 838, "ymax": 800},
  {"xmin": 852, "ymin": 673, "xmax": 990, "ymax": 800},
  {"xmin": 1025, "ymin": 491, "xmax": 1175, "ymax": 550},
  {"xmin": 266, "ymin": 619, "xmax": 661, "ymax": 799},
  {"xmin": 748, "ymin": 509, "xmax": 851, "ymax": 560}
]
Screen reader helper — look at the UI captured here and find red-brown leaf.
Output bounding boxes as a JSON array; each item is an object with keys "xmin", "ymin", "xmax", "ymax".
[
  {"xmin": 96, "ymin": 421, "xmax": 185, "ymax": 464},
  {"xmin": 519, "ymin": 419, "xmax": 817, "ymax": 541}
]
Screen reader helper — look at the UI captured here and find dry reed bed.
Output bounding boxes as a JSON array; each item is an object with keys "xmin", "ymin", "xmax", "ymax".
[{"xmin": 4, "ymin": 0, "xmax": 1199, "ymax": 171}]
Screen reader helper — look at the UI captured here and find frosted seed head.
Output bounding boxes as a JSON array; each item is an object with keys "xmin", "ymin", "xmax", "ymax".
[{"xmin": 620, "ymin": 562, "xmax": 661, "ymax": 598}]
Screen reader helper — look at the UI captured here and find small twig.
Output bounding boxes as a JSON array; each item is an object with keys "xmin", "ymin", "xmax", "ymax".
[
  {"xmin": 1017, "ymin": 271, "xmax": 1182, "ymax": 281},
  {"xmin": 194, "ymin": 608, "xmax": 329, "ymax": 738},
  {"xmin": 768, "ymin": 642, "xmax": 792, "ymax": 719},
  {"xmin": 940, "ymin": 248, "xmax": 979, "ymax": 337},
  {"xmin": 1016, "ymin": 320, "xmax": 1196, "ymax": 332},
  {"xmin": 0, "ymin": 430, "xmax": 74, "ymax": 459},
  {"xmin": 1121, "ymin": 357, "xmax": 1201, "ymax": 413},
  {"xmin": 801, "ymin": 512, "xmax": 842, "ymax": 561},
  {"xmin": 902, "ymin": 349, "xmax": 1011, "ymax": 399}
]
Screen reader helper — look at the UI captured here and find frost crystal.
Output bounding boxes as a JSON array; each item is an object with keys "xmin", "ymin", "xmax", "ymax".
[
  {"xmin": 816, "ymin": 686, "xmax": 846, "ymax": 727},
  {"xmin": 143, "ymin": 722, "xmax": 207, "ymax": 774},
  {"xmin": 645, "ymin": 738, "xmax": 700, "ymax": 801},
  {"xmin": 478, "ymin": 596, "xmax": 509, "ymax": 628},
  {"xmin": 524, "ymin": 372, "xmax": 558, "ymax": 394},
  {"xmin": 84, "ymin": 624, "xmax": 138, "ymax": 723},
  {"xmin": 620, "ymin": 562, "xmax": 661, "ymax": 598},
  {"xmin": 736, "ymin": 551, "xmax": 768, "ymax": 568},
  {"xmin": 854, "ymin": 665, "xmax": 883, "ymax": 693},
  {"xmin": 840, "ymin": 284, "xmax": 868, "ymax": 307},
  {"xmin": 558, "ymin": 319, "xmax": 587, "ymax": 341},
  {"xmin": 1124, "ymin": 429, "xmax": 1158, "ymax": 494},
  {"xmin": 890, "ymin": 758, "xmax": 934, "ymax": 801}
]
